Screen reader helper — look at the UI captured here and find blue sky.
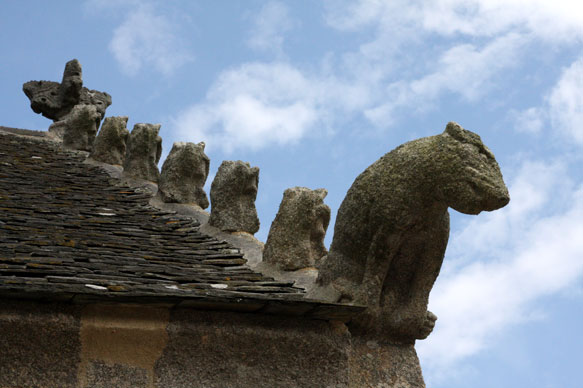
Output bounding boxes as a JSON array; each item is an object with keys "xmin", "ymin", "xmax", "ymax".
[{"xmin": 2, "ymin": 1, "xmax": 582, "ymax": 386}]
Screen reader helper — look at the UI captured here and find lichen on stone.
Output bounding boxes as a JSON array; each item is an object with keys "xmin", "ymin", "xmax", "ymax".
[
  {"xmin": 263, "ymin": 187, "xmax": 330, "ymax": 271},
  {"xmin": 209, "ymin": 161, "xmax": 260, "ymax": 234},
  {"xmin": 316, "ymin": 122, "xmax": 510, "ymax": 343},
  {"xmin": 158, "ymin": 141, "xmax": 210, "ymax": 208},
  {"xmin": 122, "ymin": 123, "xmax": 162, "ymax": 182}
]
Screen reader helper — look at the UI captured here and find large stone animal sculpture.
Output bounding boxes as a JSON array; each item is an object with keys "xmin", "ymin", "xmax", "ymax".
[
  {"xmin": 209, "ymin": 161, "xmax": 260, "ymax": 234},
  {"xmin": 22, "ymin": 59, "xmax": 111, "ymax": 127},
  {"xmin": 316, "ymin": 122, "xmax": 510, "ymax": 343},
  {"xmin": 263, "ymin": 187, "xmax": 330, "ymax": 270},
  {"xmin": 158, "ymin": 141, "xmax": 210, "ymax": 208}
]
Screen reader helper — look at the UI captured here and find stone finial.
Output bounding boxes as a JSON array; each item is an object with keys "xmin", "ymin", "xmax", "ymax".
[
  {"xmin": 158, "ymin": 142, "xmax": 210, "ymax": 208},
  {"xmin": 122, "ymin": 123, "xmax": 162, "ymax": 182},
  {"xmin": 90, "ymin": 116, "xmax": 130, "ymax": 165},
  {"xmin": 209, "ymin": 161, "xmax": 260, "ymax": 234},
  {"xmin": 59, "ymin": 59, "xmax": 83, "ymax": 107},
  {"xmin": 316, "ymin": 122, "xmax": 510, "ymax": 343},
  {"xmin": 263, "ymin": 187, "xmax": 330, "ymax": 271},
  {"xmin": 22, "ymin": 59, "xmax": 111, "ymax": 127},
  {"xmin": 47, "ymin": 104, "xmax": 100, "ymax": 151}
]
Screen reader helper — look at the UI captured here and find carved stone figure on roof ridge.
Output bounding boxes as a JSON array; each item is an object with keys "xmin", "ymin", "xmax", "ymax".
[
  {"xmin": 209, "ymin": 160, "xmax": 260, "ymax": 234},
  {"xmin": 158, "ymin": 141, "xmax": 210, "ymax": 208},
  {"xmin": 90, "ymin": 116, "xmax": 130, "ymax": 165},
  {"xmin": 263, "ymin": 187, "xmax": 330, "ymax": 271},
  {"xmin": 316, "ymin": 122, "xmax": 510, "ymax": 343},
  {"xmin": 22, "ymin": 59, "xmax": 111, "ymax": 127},
  {"xmin": 122, "ymin": 123, "xmax": 162, "ymax": 182}
]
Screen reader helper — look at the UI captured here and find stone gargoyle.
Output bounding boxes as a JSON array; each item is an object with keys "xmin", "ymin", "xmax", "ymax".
[
  {"xmin": 209, "ymin": 161, "xmax": 260, "ymax": 234},
  {"xmin": 316, "ymin": 122, "xmax": 510, "ymax": 343},
  {"xmin": 123, "ymin": 123, "xmax": 162, "ymax": 182},
  {"xmin": 22, "ymin": 59, "xmax": 111, "ymax": 128},
  {"xmin": 158, "ymin": 141, "xmax": 210, "ymax": 208},
  {"xmin": 263, "ymin": 187, "xmax": 330, "ymax": 271},
  {"xmin": 91, "ymin": 116, "xmax": 130, "ymax": 165}
]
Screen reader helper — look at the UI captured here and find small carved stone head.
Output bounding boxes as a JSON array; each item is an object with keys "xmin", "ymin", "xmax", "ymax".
[
  {"xmin": 209, "ymin": 161, "xmax": 260, "ymax": 234},
  {"xmin": 263, "ymin": 187, "xmax": 330, "ymax": 271},
  {"xmin": 158, "ymin": 141, "xmax": 210, "ymax": 208},
  {"xmin": 91, "ymin": 116, "xmax": 130, "ymax": 165},
  {"xmin": 437, "ymin": 122, "xmax": 510, "ymax": 214},
  {"xmin": 123, "ymin": 123, "xmax": 162, "ymax": 182}
]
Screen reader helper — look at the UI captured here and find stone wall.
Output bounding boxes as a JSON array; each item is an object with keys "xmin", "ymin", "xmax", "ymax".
[{"xmin": 0, "ymin": 299, "xmax": 425, "ymax": 388}]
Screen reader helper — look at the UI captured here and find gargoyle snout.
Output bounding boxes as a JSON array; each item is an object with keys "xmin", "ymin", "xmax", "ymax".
[
  {"xmin": 486, "ymin": 187, "xmax": 510, "ymax": 211},
  {"xmin": 499, "ymin": 192, "xmax": 510, "ymax": 207}
]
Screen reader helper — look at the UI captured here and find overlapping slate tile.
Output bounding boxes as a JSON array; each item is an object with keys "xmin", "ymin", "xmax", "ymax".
[{"xmin": 0, "ymin": 128, "xmax": 364, "ymax": 320}]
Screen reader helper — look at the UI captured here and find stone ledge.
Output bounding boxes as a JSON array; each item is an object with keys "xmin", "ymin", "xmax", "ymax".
[{"xmin": 0, "ymin": 289, "xmax": 365, "ymax": 323}]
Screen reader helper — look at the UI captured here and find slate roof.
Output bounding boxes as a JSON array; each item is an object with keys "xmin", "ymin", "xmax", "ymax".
[{"xmin": 0, "ymin": 126, "xmax": 363, "ymax": 321}]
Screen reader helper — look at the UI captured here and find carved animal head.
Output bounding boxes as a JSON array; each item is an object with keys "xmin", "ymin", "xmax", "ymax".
[
  {"xmin": 175, "ymin": 142, "xmax": 210, "ymax": 196},
  {"xmin": 123, "ymin": 123, "xmax": 163, "ymax": 182},
  {"xmin": 91, "ymin": 116, "xmax": 130, "ymax": 165},
  {"xmin": 84, "ymin": 89, "xmax": 112, "ymax": 123},
  {"xmin": 209, "ymin": 161, "xmax": 260, "ymax": 234},
  {"xmin": 22, "ymin": 59, "xmax": 111, "ymax": 125},
  {"xmin": 22, "ymin": 80, "xmax": 63, "ymax": 119},
  {"xmin": 436, "ymin": 122, "xmax": 510, "ymax": 214},
  {"xmin": 263, "ymin": 187, "xmax": 331, "ymax": 270},
  {"xmin": 61, "ymin": 104, "xmax": 100, "ymax": 152},
  {"xmin": 158, "ymin": 141, "xmax": 210, "ymax": 208}
]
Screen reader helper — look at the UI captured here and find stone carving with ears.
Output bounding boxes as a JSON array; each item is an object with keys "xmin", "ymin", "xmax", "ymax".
[
  {"xmin": 122, "ymin": 123, "xmax": 162, "ymax": 182},
  {"xmin": 91, "ymin": 116, "xmax": 130, "ymax": 165},
  {"xmin": 209, "ymin": 161, "xmax": 260, "ymax": 234},
  {"xmin": 22, "ymin": 59, "xmax": 111, "ymax": 127},
  {"xmin": 263, "ymin": 187, "xmax": 330, "ymax": 271},
  {"xmin": 158, "ymin": 141, "xmax": 210, "ymax": 208},
  {"xmin": 316, "ymin": 122, "xmax": 510, "ymax": 343}
]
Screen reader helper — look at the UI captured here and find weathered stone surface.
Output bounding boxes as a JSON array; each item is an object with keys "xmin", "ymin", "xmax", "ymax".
[
  {"xmin": 0, "ymin": 129, "xmax": 319, "ymax": 304},
  {"xmin": 349, "ymin": 337, "xmax": 426, "ymax": 388},
  {"xmin": 48, "ymin": 104, "xmax": 100, "ymax": 151},
  {"xmin": 83, "ymin": 362, "xmax": 149, "ymax": 388},
  {"xmin": 0, "ymin": 300, "xmax": 421, "ymax": 387},
  {"xmin": 316, "ymin": 122, "xmax": 510, "ymax": 343},
  {"xmin": 22, "ymin": 59, "xmax": 111, "ymax": 125},
  {"xmin": 91, "ymin": 116, "xmax": 130, "ymax": 165},
  {"xmin": 209, "ymin": 161, "xmax": 260, "ymax": 234},
  {"xmin": 155, "ymin": 309, "xmax": 352, "ymax": 388},
  {"xmin": 122, "ymin": 123, "xmax": 162, "ymax": 182},
  {"xmin": 158, "ymin": 141, "xmax": 210, "ymax": 208},
  {"xmin": 263, "ymin": 187, "xmax": 330, "ymax": 271},
  {"xmin": 0, "ymin": 300, "xmax": 82, "ymax": 388}
]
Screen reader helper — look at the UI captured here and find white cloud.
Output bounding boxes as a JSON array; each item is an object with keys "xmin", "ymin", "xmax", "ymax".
[
  {"xmin": 411, "ymin": 33, "xmax": 524, "ymax": 100},
  {"xmin": 365, "ymin": 33, "xmax": 525, "ymax": 126},
  {"xmin": 512, "ymin": 107, "xmax": 545, "ymax": 135},
  {"xmin": 419, "ymin": 0, "xmax": 583, "ymax": 43},
  {"xmin": 247, "ymin": 1, "xmax": 296, "ymax": 58},
  {"xmin": 323, "ymin": 0, "xmax": 583, "ymax": 129},
  {"xmin": 326, "ymin": 0, "xmax": 583, "ymax": 43},
  {"xmin": 417, "ymin": 160, "xmax": 583, "ymax": 381},
  {"xmin": 171, "ymin": 61, "xmax": 375, "ymax": 153},
  {"xmin": 172, "ymin": 0, "xmax": 582, "ymax": 152},
  {"xmin": 511, "ymin": 57, "xmax": 583, "ymax": 144},
  {"xmin": 103, "ymin": 2, "xmax": 193, "ymax": 76},
  {"xmin": 172, "ymin": 63, "xmax": 318, "ymax": 153},
  {"xmin": 197, "ymin": 17, "xmax": 527, "ymax": 142},
  {"xmin": 549, "ymin": 58, "xmax": 583, "ymax": 145}
]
